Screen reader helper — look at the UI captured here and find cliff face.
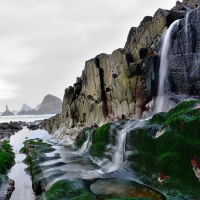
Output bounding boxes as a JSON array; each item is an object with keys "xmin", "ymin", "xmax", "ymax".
[{"xmin": 41, "ymin": 0, "xmax": 200, "ymax": 142}]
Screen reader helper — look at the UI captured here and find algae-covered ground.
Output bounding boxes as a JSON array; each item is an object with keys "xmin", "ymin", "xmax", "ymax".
[
  {"xmin": 127, "ymin": 100, "xmax": 200, "ymax": 199},
  {"xmin": 0, "ymin": 140, "xmax": 15, "ymax": 199},
  {"xmin": 0, "ymin": 140, "xmax": 15, "ymax": 174},
  {"xmin": 36, "ymin": 179, "xmax": 97, "ymax": 200},
  {"xmin": 20, "ymin": 138, "xmax": 60, "ymax": 194}
]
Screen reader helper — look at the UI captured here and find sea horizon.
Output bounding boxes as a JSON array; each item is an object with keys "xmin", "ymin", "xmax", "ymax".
[{"xmin": 0, "ymin": 114, "xmax": 56, "ymax": 123}]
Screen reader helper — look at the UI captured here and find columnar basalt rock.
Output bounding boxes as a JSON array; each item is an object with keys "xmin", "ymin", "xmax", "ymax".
[{"xmin": 41, "ymin": 0, "xmax": 200, "ymax": 143}]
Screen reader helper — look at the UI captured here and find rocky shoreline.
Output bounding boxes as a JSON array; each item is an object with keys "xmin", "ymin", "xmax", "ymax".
[
  {"xmin": 0, "ymin": 120, "xmax": 44, "ymax": 141},
  {"xmin": 0, "ymin": 140, "xmax": 15, "ymax": 200},
  {"xmin": 0, "ymin": 120, "xmax": 43, "ymax": 200}
]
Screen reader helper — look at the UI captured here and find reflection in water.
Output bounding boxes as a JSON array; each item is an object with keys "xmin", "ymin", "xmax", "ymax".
[
  {"xmin": 8, "ymin": 128, "xmax": 50, "ymax": 200},
  {"xmin": 8, "ymin": 154, "xmax": 35, "ymax": 200}
]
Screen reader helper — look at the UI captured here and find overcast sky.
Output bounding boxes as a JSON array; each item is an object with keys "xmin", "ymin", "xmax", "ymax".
[{"xmin": 0, "ymin": 0, "xmax": 177, "ymax": 112}]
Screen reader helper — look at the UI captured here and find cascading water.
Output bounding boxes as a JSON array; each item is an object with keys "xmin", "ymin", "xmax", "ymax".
[
  {"xmin": 93, "ymin": 120, "xmax": 146, "ymax": 173},
  {"xmin": 155, "ymin": 20, "xmax": 180, "ymax": 113},
  {"xmin": 185, "ymin": 12, "xmax": 189, "ymax": 53},
  {"xmin": 183, "ymin": 12, "xmax": 190, "ymax": 91},
  {"xmin": 78, "ymin": 131, "xmax": 91, "ymax": 155}
]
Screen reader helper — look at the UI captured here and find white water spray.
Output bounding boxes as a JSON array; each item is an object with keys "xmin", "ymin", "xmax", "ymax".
[
  {"xmin": 155, "ymin": 20, "xmax": 180, "ymax": 113},
  {"xmin": 96, "ymin": 120, "xmax": 145, "ymax": 173},
  {"xmin": 78, "ymin": 131, "xmax": 91, "ymax": 155}
]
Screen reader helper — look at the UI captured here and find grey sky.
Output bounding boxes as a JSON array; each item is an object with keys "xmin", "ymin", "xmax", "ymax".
[{"xmin": 0, "ymin": 0, "xmax": 176, "ymax": 112}]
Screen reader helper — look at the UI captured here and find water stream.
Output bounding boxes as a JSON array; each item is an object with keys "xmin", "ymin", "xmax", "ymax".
[
  {"xmin": 96, "ymin": 120, "xmax": 146, "ymax": 173},
  {"xmin": 78, "ymin": 130, "xmax": 91, "ymax": 155},
  {"xmin": 185, "ymin": 12, "xmax": 189, "ymax": 53},
  {"xmin": 8, "ymin": 128, "xmax": 50, "ymax": 200}
]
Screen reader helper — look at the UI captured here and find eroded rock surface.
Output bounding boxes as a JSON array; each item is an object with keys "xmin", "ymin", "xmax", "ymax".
[{"xmin": 0, "ymin": 175, "xmax": 15, "ymax": 200}]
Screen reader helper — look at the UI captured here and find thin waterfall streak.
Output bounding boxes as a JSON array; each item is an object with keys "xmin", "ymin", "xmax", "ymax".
[
  {"xmin": 78, "ymin": 131, "xmax": 91, "ymax": 155},
  {"xmin": 155, "ymin": 20, "xmax": 180, "ymax": 113},
  {"xmin": 98, "ymin": 120, "xmax": 145, "ymax": 173},
  {"xmin": 184, "ymin": 12, "xmax": 190, "ymax": 92}
]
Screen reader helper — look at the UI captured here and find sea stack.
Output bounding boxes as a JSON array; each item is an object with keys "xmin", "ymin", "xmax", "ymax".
[
  {"xmin": 1, "ymin": 105, "xmax": 15, "ymax": 116},
  {"xmin": 37, "ymin": 94, "xmax": 62, "ymax": 114}
]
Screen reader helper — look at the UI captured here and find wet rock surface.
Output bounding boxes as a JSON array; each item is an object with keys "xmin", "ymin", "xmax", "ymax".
[
  {"xmin": 0, "ymin": 140, "xmax": 15, "ymax": 200},
  {"xmin": 26, "ymin": 120, "xmax": 42, "ymax": 130},
  {"xmin": 20, "ymin": 139, "xmax": 59, "ymax": 194},
  {"xmin": 0, "ymin": 175, "xmax": 15, "ymax": 200},
  {"xmin": 0, "ymin": 122, "xmax": 23, "ymax": 140},
  {"xmin": 90, "ymin": 179, "xmax": 166, "ymax": 200},
  {"xmin": 0, "ymin": 120, "xmax": 47, "ymax": 140}
]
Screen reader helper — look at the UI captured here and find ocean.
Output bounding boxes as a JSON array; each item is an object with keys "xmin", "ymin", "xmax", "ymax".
[{"xmin": 0, "ymin": 114, "xmax": 55, "ymax": 123}]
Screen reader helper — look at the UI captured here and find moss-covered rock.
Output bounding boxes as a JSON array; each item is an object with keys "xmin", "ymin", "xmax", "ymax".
[
  {"xmin": 20, "ymin": 138, "xmax": 60, "ymax": 194},
  {"xmin": 36, "ymin": 179, "xmax": 97, "ymax": 200},
  {"xmin": 89, "ymin": 123, "xmax": 111, "ymax": 158},
  {"xmin": 127, "ymin": 100, "xmax": 200, "ymax": 199},
  {"xmin": 0, "ymin": 141, "xmax": 15, "ymax": 174},
  {"xmin": 75, "ymin": 127, "xmax": 89, "ymax": 148}
]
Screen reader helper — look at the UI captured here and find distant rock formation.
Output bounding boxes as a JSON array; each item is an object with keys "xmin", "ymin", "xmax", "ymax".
[
  {"xmin": 35, "ymin": 104, "xmax": 41, "ymax": 111},
  {"xmin": 11, "ymin": 110, "xmax": 18, "ymax": 115},
  {"xmin": 37, "ymin": 94, "xmax": 62, "ymax": 114},
  {"xmin": 20, "ymin": 104, "xmax": 32, "ymax": 112},
  {"xmin": 17, "ymin": 95, "xmax": 62, "ymax": 115},
  {"xmin": 1, "ymin": 105, "xmax": 15, "ymax": 116}
]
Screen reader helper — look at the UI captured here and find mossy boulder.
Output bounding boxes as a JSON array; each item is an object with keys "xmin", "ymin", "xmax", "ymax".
[
  {"xmin": 36, "ymin": 179, "xmax": 97, "ymax": 200},
  {"xmin": 20, "ymin": 138, "xmax": 60, "ymax": 194},
  {"xmin": 0, "ymin": 141, "xmax": 15, "ymax": 174},
  {"xmin": 89, "ymin": 123, "xmax": 111, "ymax": 158},
  {"xmin": 75, "ymin": 127, "xmax": 89, "ymax": 148},
  {"xmin": 127, "ymin": 100, "xmax": 200, "ymax": 199}
]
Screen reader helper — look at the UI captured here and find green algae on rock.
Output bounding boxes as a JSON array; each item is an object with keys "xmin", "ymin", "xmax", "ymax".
[
  {"xmin": 0, "ymin": 141, "xmax": 15, "ymax": 174},
  {"xmin": 127, "ymin": 100, "xmax": 200, "ymax": 199},
  {"xmin": 20, "ymin": 138, "xmax": 60, "ymax": 194},
  {"xmin": 0, "ymin": 141, "xmax": 15, "ymax": 199},
  {"xmin": 36, "ymin": 179, "xmax": 97, "ymax": 200}
]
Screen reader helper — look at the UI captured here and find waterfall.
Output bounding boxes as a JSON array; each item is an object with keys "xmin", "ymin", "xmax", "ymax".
[
  {"xmin": 96, "ymin": 120, "xmax": 145, "ymax": 173},
  {"xmin": 184, "ymin": 12, "xmax": 190, "ymax": 91},
  {"xmin": 185, "ymin": 12, "xmax": 189, "ymax": 53},
  {"xmin": 155, "ymin": 20, "xmax": 180, "ymax": 113},
  {"xmin": 78, "ymin": 131, "xmax": 91, "ymax": 155}
]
